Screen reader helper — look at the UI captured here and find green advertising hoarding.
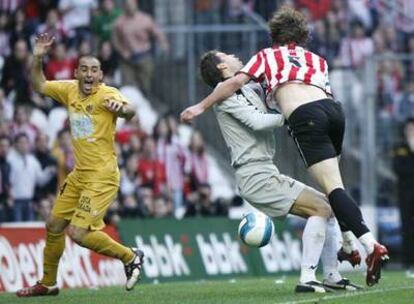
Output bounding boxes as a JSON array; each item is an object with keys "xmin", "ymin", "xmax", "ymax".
[{"xmin": 117, "ymin": 218, "xmax": 302, "ymax": 282}]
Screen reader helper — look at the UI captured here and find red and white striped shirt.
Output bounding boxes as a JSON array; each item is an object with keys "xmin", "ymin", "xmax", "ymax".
[{"xmin": 239, "ymin": 43, "xmax": 332, "ymax": 108}]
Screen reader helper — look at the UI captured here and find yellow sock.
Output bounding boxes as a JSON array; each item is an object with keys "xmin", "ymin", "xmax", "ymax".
[
  {"xmin": 40, "ymin": 231, "xmax": 65, "ymax": 286},
  {"xmin": 80, "ymin": 230, "xmax": 134, "ymax": 264}
]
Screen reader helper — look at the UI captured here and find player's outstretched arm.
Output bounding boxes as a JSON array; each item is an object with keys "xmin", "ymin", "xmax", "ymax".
[
  {"xmin": 104, "ymin": 97, "xmax": 136, "ymax": 121},
  {"xmin": 31, "ymin": 33, "xmax": 55, "ymax": 94},
  {"xmin": 180, "ymin": 73, "xmax": 250, "ymax": 123}
]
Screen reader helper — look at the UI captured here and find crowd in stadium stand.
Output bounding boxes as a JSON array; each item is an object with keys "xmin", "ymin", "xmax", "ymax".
[{"xmin": 0, "ymin": 0, "xmax": 414, "ymax": 223}]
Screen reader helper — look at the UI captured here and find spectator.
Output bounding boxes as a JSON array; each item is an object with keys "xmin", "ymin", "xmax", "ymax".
[
  {"xmin": 120, "ymin": 153, "xmax": 140, "ymax": 199},
  {"xmin": 406, "ymin": 36, "xmax": 414, "ymax": 77},
  {"xmin": 34, "ymin": 133, "xmax": 58, "ymax": 200},
  {"xmin": 194, "ymin": 0, "xmax": 221, "ymax": 24},
  {"xmin": 137, "ymin": 136, "xmax": 166, "ymax": 196},
  {"xmin": 377, "ymin": 59, "xmax": 403, "ymax": 115},
  {"xmin": 187, "ymin": 130, "xmax": 209, "ymax": 192},
  {"xmin": 0, "ymin": 0, "xmax": 25, "ymax": 16},
  {"xmin": 98, "ymin": 41, "xmax": 119, "ymax": 86},
  {"xmin": 137, "ymin": 185, "xmax": 154, "ymax": 217},
  {"xmin": 24, "ymin": 0, "xmax": 58, "ymax": 24},
  {"xmin": 328, "ymin": 0, "xmax": 349, "ymax": 32},
  {"xmin": 309, "ymin": 19, "xmax": 339, "ymax": 66},
  {"xmin": 152, "ymin": 195, "xmax": 172, "ymax": 218},
  {"xmin": 52, "ymin": 128, "xmax": 74, "ymax": 187},
  {"xmin": 373, "ymin": 22, "xmax": 399, "ymax": 54},
  {"xmin": 8, "ymin": 133, "xmax": 55, "ymax": 221},
  {"xmin": 1, "ymin": 39, "xmax": 32, "ymax": 104},
  {"xmin": 0, "ymin": 136, "xmax": 12, "ymax": 222},
  {"xmin": 193, "ymin": 0, "xmax": 221, "ymax": 53},
  {"xmin": 154, "ymin": 0, "xmax": 186, "ymax": 60},
  {"xmin": 112, "ymin": 0, "xmax": 169, "ymax": 95},
  {"xmin": 58, "ymin": 0, "xmax": 98, "ymax": 47},
  {"xmin": 122, "ymin": 133, "xmax": 142, "ymax": 159},
  {"xmin": 0, "ymin": 120, "xmax": 9, "ymax": 137},
  {"xmin": 9, "ymin": 105, "xmax": 38, "ymax": 143},
  {"xmin": 105, "ymin": 195, "xmax": 121, "ymax": 225},
  {"xmin": 184, "ymin": 183, "xmax": 216, "ymax": 217},
  {"xmin": 37, "ymin": 9, "xmax": 70, "ymax": 44},
  {"xmin": 348, "ymin": 0, "xmax": 373, "ymax": 30},
  {"xmin": 116, "ymin": 115, "xmax": 146, "ymax": 145},
  {"xmin": 395, "ymin": 81, "xmax": 414, "ymax": 123},
  {"xmin": 78, "ymin": 39, "xmax": 93, "ymax": 57},
  {"xmin": 120, "ymin": 194, "xmax": 141, "ymax": 218},
  {"xmin": 394, "ymin": 0, "xmax": 414, "ymax": 52},
  {"xmin": 9, "ymin": 105, "xmax": 38, "ymax": 147},
  {"xmin": 0, "ymin": 12, "xmax": 11, "ymax": 57},
  {"xmin": 226, "ymin": 0, "xmax": 254, "ymax": 22},
  {"xmin": 8, "ymin": 8, "xmax": 33, "ymax": 47},
  {"xmin": 154, "ymin": 117, "xmax": 188, "ymax": 217},
  {"xmin": 339, "ymin": 20, "xmax": 374, "ymax": 68},
  {"xmin": 297, "ymin": 0, "xmax": 331, "ymax": 21},
  {"xmin": 91, "ymin": 0, "xmax": 121, "ymax": 44},
  {"xmin": 393, "ymin": 118, "xmax": 414, "ymax": 277},
  {"xmin": 45, "ymin": 42, "xmax": 76, "ymax": 80},
  {"xmin": 35, "ymin": 197, "xmax": 53, "ymax": 221},
  {"xmin": 0, "ymin": 88, "xmax": 13, "ymax": 121}
]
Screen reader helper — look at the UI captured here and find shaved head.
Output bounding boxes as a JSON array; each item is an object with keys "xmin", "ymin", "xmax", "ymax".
[{"xmin": 77, "ymin": 56, "xmax": 101, "ymax": 68}]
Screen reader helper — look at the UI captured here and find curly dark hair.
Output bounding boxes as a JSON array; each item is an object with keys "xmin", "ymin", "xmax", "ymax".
[
  {"xmin": 268, "ymin": 6, "xmax": 309, "ymax": 46},
  {"xmin": 199, "ymin": 50, "xmax": 223, "ymax": 88}
]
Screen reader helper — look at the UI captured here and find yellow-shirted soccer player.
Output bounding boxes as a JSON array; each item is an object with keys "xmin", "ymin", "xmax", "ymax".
[{"xmin": 17, "ymin": 33, "xmax": 144, "ymax": 297}]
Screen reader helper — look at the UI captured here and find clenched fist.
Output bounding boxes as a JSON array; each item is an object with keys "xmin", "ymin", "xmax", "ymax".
[{"xmin": 180, "ymin": 104, "xmax": 205, "ymax": 123}]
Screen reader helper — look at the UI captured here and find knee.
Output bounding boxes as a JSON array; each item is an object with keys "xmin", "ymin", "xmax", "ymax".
[
  {"xmin": 46, "ymin": 217, "xmax": 67, "ymax": 234},
  {"xmin": 67, "ymin": 225, "xmax": 87, "ymax": 244}
]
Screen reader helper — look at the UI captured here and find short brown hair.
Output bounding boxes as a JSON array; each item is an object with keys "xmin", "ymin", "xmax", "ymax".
[
  {"xmin": 200, "ymin": 50, "xmax": 223, "ymax": 88},
  {"xmin": 268, "ymin": 7, "xmax": 309, "ymax": 46}
]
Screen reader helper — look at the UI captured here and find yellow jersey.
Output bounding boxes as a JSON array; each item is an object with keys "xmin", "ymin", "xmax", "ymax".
[{"xmin": 43, "ymin": 80, "xmax": 127, "ymax": 183}]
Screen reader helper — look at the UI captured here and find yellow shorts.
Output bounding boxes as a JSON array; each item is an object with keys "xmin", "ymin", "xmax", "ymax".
[{"xmin": 52, "ymin": 172, "xmax": 119, "ymax": 230}]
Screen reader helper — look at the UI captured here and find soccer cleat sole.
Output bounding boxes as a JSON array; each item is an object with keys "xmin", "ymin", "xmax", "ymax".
[
  {"xmin": 323, "ymin": 279, "xmax": 363, "ymax": 291},
  {"xmin": 16, "ymin": 282, "xmax": 59, "ymax": 297},
  {"xmin": 295, "ymin": 281, "xmax": 335, "ymax": 293},
  {"xmin": 366, "ymin": 253, "xmax": 389, "ymax": 286}
]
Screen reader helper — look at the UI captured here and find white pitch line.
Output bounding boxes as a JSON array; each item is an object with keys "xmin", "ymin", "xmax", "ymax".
[{"xmin": 276, "ymin": 286, "xmax": 414, "ymax": 304}]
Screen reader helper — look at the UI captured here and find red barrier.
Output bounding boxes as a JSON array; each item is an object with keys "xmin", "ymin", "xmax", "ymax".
[{"xmin": 0, "ymin": 223, "xmax": 125, "ymax": 293}]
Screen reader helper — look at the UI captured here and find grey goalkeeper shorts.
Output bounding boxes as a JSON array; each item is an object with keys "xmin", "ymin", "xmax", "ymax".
[{"xmin": 234, "ymin": 161, "xmax": 306, "ymax": 218}]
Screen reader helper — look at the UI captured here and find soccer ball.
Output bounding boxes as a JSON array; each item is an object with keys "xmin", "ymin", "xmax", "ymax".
[{"xmin": 238, "ymin": 212, "xmax": 274, "ymax": 247}]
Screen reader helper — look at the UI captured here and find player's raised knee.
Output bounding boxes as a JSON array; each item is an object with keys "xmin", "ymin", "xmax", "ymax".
[{"xmin": 45, "ymin": 216, "xmax": 68, "ymax": 234}]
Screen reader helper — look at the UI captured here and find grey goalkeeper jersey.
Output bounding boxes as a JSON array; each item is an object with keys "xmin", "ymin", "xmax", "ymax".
[{"xmin": 213, "ymin": 82, "xmax": 285, "ymax": 168}]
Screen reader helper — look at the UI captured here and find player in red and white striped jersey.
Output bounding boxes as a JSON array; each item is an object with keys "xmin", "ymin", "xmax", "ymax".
[
  {"xmin": 240, "ymin": 42, "xmax": 331, "ymax": 113},
  {"xmin": 181, "ymin": 6, "xmax": 389, "ymax": 287}
]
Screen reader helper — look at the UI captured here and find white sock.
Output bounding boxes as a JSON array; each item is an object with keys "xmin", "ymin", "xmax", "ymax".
[
  {"xmin": 322, "ymin": 218, "xmax": 342, "ymax": 282},
  {"xmin": 342, "ymin": 231, "xmax": 357, "ymax": 254},
  {"xmin": 358, "ymin": 232, "xmax": 377, "ymax": 254},
  {"xmin": 300, "ymin": 216, "xmax": 327, "ymax": 283}
]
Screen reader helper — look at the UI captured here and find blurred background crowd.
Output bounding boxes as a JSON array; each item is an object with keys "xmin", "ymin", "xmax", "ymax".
[{"xmin": 0, "ymin": 1, "xmax": 413, "ymax": 268}]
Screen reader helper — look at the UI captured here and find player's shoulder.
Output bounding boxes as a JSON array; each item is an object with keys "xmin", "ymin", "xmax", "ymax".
[
  {"xmin": 99, "ymin": 83, "xmax": 121, "ymax": 95},
  {"xmin": 216, "ymin": 82, "xmax": 239, "ymax": 101},
  {"xmin": 45, "ymin": 79, "xmax": 77, "ymax": 91},
  {"xmin": 48, "ymin": 79, "xmax": 77, "ymax": 86},
  {"xmin": 136, "ymin": 10, "xmax": 153, "ymax": 22}
]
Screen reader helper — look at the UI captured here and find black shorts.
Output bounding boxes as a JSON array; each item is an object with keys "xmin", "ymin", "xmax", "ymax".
[{"xmin": 287, "ymin": 98, "xmax": 345, "ymax": 167}]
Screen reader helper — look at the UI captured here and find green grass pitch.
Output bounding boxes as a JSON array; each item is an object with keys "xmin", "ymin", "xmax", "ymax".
[{"xmin": 1, "ymin": 271, "xmax": 413, "ymax": 304}]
